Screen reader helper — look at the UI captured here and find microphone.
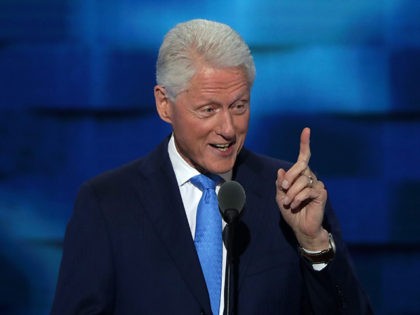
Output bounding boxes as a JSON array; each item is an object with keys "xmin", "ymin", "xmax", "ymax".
[
  {"xmin": 218, "ymin": 180, "xmax": 246, "ymax": 224},
  {"xmin": 218, "ymin": 180, "xmax": 245, "ymax": 315}
]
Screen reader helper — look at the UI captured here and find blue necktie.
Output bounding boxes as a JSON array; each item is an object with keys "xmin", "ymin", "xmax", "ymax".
[{"xmin": 191, "ymin": 174, "xmax": 222, "ymax": 315}]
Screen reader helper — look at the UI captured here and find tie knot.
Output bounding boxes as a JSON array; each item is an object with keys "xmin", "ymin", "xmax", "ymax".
[{"xmin": 190, "ymin": 174, "xmax": 220, "ymax": 191}]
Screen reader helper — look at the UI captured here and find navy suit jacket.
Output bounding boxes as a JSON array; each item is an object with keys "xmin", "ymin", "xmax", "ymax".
[{"xmin": 51, "ymin": 137, "xmax": 373, "ymax": 315}]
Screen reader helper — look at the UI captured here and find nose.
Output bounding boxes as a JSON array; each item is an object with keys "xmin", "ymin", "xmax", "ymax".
[{"xmin": 216, "ymin": 110, "xmax": 235, "ymax": 138}]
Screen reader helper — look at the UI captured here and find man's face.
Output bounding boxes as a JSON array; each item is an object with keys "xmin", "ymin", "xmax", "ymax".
[{"xmin": 156, "ymin": 65, "xmax": 251, "ymax": 174}]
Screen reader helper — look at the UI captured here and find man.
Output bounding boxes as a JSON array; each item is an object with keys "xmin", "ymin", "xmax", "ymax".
[{"xmin": 51, "ymin": 19, "xmax": 373, "ymax": 314}]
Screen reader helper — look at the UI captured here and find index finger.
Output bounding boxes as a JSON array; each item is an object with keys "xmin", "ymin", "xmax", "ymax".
[
  {"xmin": 297, "ymin": 127, "xmax": 311, "ymax": 164},
  {"xmin": 280, "ymin": 127, "xmax": 312, "ymax": 190}
]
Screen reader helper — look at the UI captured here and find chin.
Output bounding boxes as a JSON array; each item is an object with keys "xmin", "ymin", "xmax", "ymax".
[
  {"xmin": 195, "ymin": 157, "xmax": 236, "ymax": 175},
  {"xmin": 211, "ymin": 162, "xmax": 236, "ymax": 175}
]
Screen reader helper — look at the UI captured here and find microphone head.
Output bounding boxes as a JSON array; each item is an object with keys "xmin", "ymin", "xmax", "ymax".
[{"xmin": 218, "ymin": 180, "xmax": 246, "ymax": 223}]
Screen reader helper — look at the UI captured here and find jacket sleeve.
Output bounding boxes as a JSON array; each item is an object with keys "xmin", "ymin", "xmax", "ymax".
[
  {"xmin": 50, "ymin": 182, "xmax": 115, "ymax": 315},
  {"xmin": 300, "ymin": 199, "xmax": 374, "ymax": 315}
]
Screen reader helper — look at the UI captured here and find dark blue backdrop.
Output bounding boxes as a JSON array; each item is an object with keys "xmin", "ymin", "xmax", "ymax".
[{"xmin": 1, "ymin": 1, "xmax": 419, "ymax": 314}]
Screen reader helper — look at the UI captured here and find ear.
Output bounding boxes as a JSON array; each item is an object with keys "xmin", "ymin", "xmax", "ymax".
[{"xmin": 154, "ymin": 85, "xmax": 173, "ymax": 124}]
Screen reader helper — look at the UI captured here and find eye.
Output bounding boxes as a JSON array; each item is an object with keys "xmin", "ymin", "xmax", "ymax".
[
  {"xmin": 230, "ymin": 102, "xmax": 249, "ymax": 115},
  {"xmin": 196, "ymin": 105, "xmax": 219, "ymax": 118},
  {"xmin": 203, "ymin": 106, "xmax": 215, "ymax": 113}
]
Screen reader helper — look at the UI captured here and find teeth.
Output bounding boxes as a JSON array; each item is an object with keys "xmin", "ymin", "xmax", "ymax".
[{"xmin": 214, "ymin": 144, "xmax": 230, "ymax": 151}]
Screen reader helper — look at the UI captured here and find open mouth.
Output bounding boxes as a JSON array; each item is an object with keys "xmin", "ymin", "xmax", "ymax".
[{"xmin": 210, "ymin": 142, "xmax": 234, "ymax": 152}]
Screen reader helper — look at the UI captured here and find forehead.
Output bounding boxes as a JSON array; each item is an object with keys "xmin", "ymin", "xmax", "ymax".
[{"xmin": 183, "ymin": 66, "xmax": 250, "ymax": 100}]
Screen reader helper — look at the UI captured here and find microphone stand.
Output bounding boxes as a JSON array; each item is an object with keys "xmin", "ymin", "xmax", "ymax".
[{"xmin": 223, "ymin": 209, "xmax": 239, "ymax": 315}]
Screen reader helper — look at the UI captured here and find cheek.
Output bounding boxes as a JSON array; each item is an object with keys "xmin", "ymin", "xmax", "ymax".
[
  {"xmin": 235, "ymin": 116, "xmax": 250, "ymax": 134},
  {"xmin": 176, "ymin": 119, "xmax": 209, "ymax": 148},
  {"xmin": 172, "ymin": 113, "xmax": 198, "ymax": 135}
]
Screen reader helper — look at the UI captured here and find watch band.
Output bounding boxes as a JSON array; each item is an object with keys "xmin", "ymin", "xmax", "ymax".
[{"xmin": 299, "ymin": 233, "xmax": 336, "ymax": 264}]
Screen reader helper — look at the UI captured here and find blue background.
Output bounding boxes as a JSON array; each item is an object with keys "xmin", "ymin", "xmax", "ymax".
[{"xmin": 1, "ymin": 1, "xmax": 419, "ymax": 314}]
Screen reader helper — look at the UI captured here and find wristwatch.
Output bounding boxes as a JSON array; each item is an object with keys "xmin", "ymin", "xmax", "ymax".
[{"xmin": 299, "ymin": 233, "xmax": 336, "ymax": 264}]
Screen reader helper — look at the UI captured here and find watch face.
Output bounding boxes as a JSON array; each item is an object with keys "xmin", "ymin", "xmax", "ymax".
[{"xmin": 329, "ymin": 233, "xmax": 336, "ymax": 254}]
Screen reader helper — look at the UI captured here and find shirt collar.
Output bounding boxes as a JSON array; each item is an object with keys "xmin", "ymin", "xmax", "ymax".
[{"xmin": 167, "ymin": 134, "xmax": 232, "ymax": 187}]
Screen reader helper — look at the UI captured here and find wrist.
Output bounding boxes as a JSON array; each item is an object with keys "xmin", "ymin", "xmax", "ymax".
[
  {"xmin": 299, "ymin": 233, "xmax": 336, "ymax": 264},
  {"xmin": 296, "ymin": 229, "xmax": 330, "ymax": 251}
]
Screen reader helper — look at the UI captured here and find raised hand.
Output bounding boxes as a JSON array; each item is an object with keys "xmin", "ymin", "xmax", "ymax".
[{"xmin": 275, "ymin": 127, "xmax": 329, "ymax": 251}]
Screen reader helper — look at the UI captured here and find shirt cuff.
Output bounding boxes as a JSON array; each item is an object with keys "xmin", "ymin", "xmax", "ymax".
[{"xmin": 300, "ymin": 247, "xmax": 328, "ymax": 271}]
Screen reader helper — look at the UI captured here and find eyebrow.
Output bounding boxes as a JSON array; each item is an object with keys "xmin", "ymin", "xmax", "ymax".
[{"xmin": 196, "ymin": 91, "xmax": 250, "ymax": 107}]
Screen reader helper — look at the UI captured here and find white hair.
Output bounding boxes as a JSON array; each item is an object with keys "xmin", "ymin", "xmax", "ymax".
[{"xmin": 156, "ymin": 19, "xmax": 256, "ymax": 100}]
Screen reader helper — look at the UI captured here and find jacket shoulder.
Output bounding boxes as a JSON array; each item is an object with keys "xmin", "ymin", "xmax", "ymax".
[{"xmin": 236, "ymin": 148, "xmax": 293, "ymax": 178}]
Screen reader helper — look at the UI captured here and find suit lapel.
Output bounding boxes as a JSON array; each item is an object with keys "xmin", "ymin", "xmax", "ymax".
[
  {"xmin": 232, "ymin": 149, "xmax": 272, "ymax": 291},
  {"xmin": 134, "ymin": 139, "xmax": 212, "ymax": 313}
]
